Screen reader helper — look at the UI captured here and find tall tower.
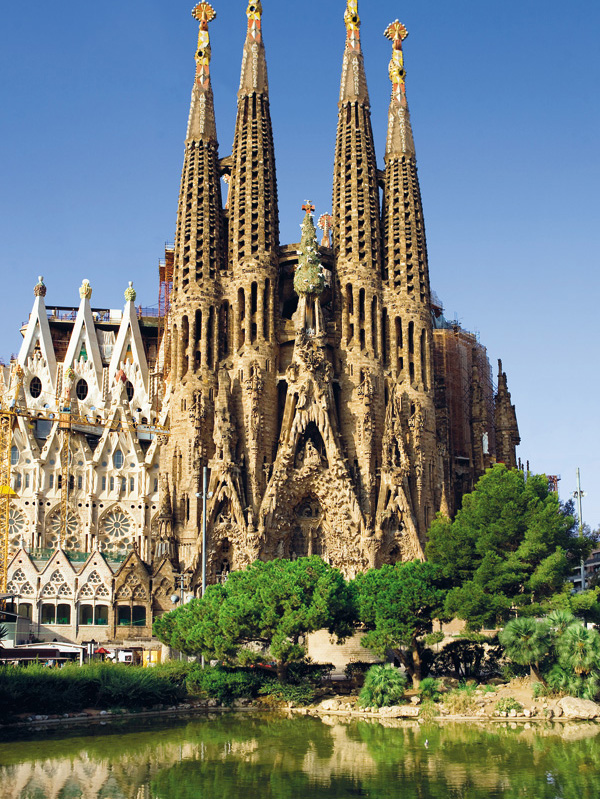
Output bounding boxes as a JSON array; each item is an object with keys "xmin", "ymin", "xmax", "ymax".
[
  {"xmin": 495, "ymin": 360, "xmax": 520, "ymax": 468},
  {"xmin": 162, "ymin": 3, "xmax": 225, "ymax": 568},
  {"xmin": 377, "ymin": 21, "xmax": 438, "ymax": 558},
  {"xmin": 226, "ymin": 1, "xmax": 280, "ymax": 515},
  {"xmin": 332, "ymin": 1, "xmax": 385, "ymax": 524}
]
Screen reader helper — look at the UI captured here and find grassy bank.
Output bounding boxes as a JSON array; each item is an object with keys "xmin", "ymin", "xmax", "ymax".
[{"xmin": 0, "ymin": 661, "xmax": 331, "ymax": 721}]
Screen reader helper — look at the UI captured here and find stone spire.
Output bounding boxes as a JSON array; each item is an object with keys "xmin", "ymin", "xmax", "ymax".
[
  {"xmin": 384, "ymin": 21, "xmax": 415, "ymax": 157},
  {"xmin": 332, "ymin": 0, "xmax": 381, "ymax": 271},
  {"xmin": 495, "ymin": 360, "xmax": 520, "ymax": 469},
  {"xmin": 186, "ymin": 2, "xmax": 218, "ymax": 142},
  {"xmin": 383, "ymin": 20, "xmax": 430, "ymax": 310},
  {"xmin": 228, "ymin": 1, "xmax": 279, "ymax": 265},
  {"xmin": 172, "ymin": 3, "xmax": 224, "ymax": 298},
  {"xmin": 382, "ymin": 22, "xmax": 429, "ymax": 303},
  {"xmin": 238, "ymin": 1, "xmax": 268, "ymax": 96}
]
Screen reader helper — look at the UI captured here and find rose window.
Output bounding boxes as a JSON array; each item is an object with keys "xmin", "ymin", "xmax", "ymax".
[
  {"xmin": 46, "ymin": 511, "xmax": 82, "ymax": 551},
  {"xmin": 99, "ymin": 509, "xmax": 133, "ymax": 555},
  {"xmin": 8, "ymin": 508, "xmax": 26, "ymax": 551}
]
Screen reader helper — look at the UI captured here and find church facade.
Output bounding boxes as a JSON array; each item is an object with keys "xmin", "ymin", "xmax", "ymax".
[
  {"xmin": 3, "ymin": 1, "xmax": 519, "ymax": 647},
  {"xmin": 157, "ymin": 1, "xmax": 520, "ymax": 584}
]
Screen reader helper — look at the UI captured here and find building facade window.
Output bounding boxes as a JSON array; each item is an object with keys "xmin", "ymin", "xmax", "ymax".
[
  {"xmin": 117, "ymin": 606, "xmax": 131, "ymax": 626},
  {"xmin": 95, "ymin": 605, "xmax": 109, "ymax": 626},
  {"xmin": 79, "ymin": 604, "xmax": 94, "ymax": 625},
  {"xmin": 29, "ymin": 376, "xmax": 42, "ymax": 398},
  {"xmin": 75, "ymin": 379, "xmax": 89, "ymax": 400},
  {"xmin": 56, "ymin": 604, "xmax": 71, "ymax": 625},
  {"xmin": 41, "ymin": 604, "xmax": 56, "ymax": 624}
]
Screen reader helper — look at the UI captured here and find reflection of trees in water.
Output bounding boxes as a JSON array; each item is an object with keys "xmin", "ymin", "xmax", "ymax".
[{"xmin": 1, "ymin": 717, "xmax": 600, "ymax": 799}]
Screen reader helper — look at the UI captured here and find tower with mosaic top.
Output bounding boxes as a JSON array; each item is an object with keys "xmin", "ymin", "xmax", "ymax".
[{"xmin": 154, "ymin": 1, "xmax": 520, "ymax": 583}]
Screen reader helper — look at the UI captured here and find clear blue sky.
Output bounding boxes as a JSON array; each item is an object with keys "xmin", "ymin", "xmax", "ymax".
[{"xmin": 1, "ymin": 1, "xmax": 599, "ymax": 527}]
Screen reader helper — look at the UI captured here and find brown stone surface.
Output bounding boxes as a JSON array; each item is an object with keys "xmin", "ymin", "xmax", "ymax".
[{"xmin": 158, "ymin": 5, "xmax": 520, "ymax": 586}]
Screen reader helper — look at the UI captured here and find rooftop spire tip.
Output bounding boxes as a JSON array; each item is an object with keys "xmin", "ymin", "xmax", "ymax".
[
  {"xmin": 247, "ymin": 1, "xmax": 263, "ymax": 21},
  {"xmin": 345, "ymin": 0, "xmax": 360, "ymax": 33},
  {"xmin": 192, "ymin": 3, "xmax": 217, "ymax": 24},
  {"xmin": 384, "ymin": 20, "xmax": 408, "ymax": 43}
]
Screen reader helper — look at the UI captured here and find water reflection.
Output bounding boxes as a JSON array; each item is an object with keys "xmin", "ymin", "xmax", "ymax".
[{"xmin": 0, "ymin": 715, "xmax": 599, "ymax": 799}]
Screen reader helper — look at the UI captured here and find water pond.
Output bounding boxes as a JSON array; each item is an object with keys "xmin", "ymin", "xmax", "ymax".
[{"xmin": 0, "ymin": 713, "xmax": 599, "ymax": 798}]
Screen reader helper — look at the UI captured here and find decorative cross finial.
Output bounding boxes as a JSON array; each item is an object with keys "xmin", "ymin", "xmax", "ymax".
[
  {"xmin": 192, "ymin": 3, "xmax": 216, "ymax": 75},
  {"xmin": 385, "ymin": 20, "xmax": 409, "ymax": 92},
  {"xmin": 384, "ymin": 20, "xmax": 408, "ymax": 45},
  {"xmin": 302, "ymin": 201, "xmax": 316, "ymax": 215}
]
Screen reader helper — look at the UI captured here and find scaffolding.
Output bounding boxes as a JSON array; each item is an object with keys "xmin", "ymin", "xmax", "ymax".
[
  {"xmin": 433, "ymin": 326, "xmax": 496, "ymax": 463},
  {"xmin": 158, "ymin": 246, "xmax": 174, "ymax": 375}
]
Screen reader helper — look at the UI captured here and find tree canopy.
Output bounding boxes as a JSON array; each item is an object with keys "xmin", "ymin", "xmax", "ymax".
[
  {"xmin": 153, "ymin": 556, "xmax": 356, "ymax": 680},
  {"xmin": 426, "ymin": 465, "xmax": 589, "ymax": 629},
  {"xmin": 354, "ymin": 560, "xmax": 447, "ymax": 687}
]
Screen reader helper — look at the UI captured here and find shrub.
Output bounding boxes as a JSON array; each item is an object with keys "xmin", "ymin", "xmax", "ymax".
[
  {"xmin": 286, "ymin": 660, "xmax": 334, "ymax": 685},
  {"xmin": 500, "ymin": 662, "xmax": 528, "ymax": 681},
  {"xmin": 419, "ymin": 699, "xmax": 439, "ymax": 722},
  {"xmin": 236, "ymin": 649, "xmax": 267, "ymax": 667},
  {"xmin": 418, "ymin": 677, "xmax": 442, "ymax": 701},
  {"xmin": 358, "ymin": 664, "xmax": 407, "ymax": 709},
  {"xmin": 0, "ymin": 663, "xmax": 186, "ymax": 719},
  {"xmin": 545, "ymin": 664, "xmax": 600, "ymax": 701},
  {"xmin": 258, "ymin": 682, "xmax": 316, "ymax": 706},
  {"xmin": 441, "ymin": 688, "xmax": 477, "ymax": 715},
  {"xmin": 495, "ymin": 697, "xmax": 523, "ymax": 714},
  {"xmin": 531, "ymin": 682, "xmax": 547, "ymax": 699},
  {"xmin": 344, "ymin": 661, "xmax": 383, "ymax": 680},
  {"xmin": 433, "ymin": 640, "xmax": 485, "ymax": 680},
  {"xmin": 186, "ymin": 666, "xmax": 269, "ymax": 705}
]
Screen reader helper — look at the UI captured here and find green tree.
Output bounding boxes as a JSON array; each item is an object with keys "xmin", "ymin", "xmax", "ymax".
[
  {"xmin": 355, "ymin": 560, "xmax": 447, "ymax": 688},
  {"xmin": 153, "ymin": 557, "xmax": 356, "ymax": 681},
  {"xmin": 427, "ymin": 465, "xmax": 587, "ymax": 628},
  {"xmin": 498, "ymin": 617, "xmax": 552, "ymax": 684}
]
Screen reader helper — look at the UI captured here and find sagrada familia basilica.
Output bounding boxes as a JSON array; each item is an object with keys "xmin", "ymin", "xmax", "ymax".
[{"xmin": 2, "ymin": 2, "xmax": 519, "ymax": 650}]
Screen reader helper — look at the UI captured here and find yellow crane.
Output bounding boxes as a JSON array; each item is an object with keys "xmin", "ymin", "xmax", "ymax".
[
  {"xmin": 0, "ymin": 365, "xmax": 24, "ymax": 593},
  {"xmin": 0, "ymin": 363, "xmax": 169, "ymax": 593}
]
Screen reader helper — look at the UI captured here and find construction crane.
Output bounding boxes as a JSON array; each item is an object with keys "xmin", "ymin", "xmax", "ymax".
[
  {"xmin": 0, "ymin": 365, "xmax": 23, "ymax": 593},
  {"xmin": 0, "ymin": 363, "xmax": 169, "ymax": 594}
]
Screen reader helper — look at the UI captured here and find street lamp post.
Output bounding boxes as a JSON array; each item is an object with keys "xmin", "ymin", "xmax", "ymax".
[
  {"xmin": 195, "ymin": 465, "xmax": 211, "ymax": 668},
  {"xmin": 573, "ymin": 468, "xmax": 587, "ymax": 592}
]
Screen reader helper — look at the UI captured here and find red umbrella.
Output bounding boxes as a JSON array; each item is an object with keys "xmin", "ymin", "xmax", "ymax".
[{"xmin": 94, "ymin": 647, "xmax": 111, "ymax": 655}]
